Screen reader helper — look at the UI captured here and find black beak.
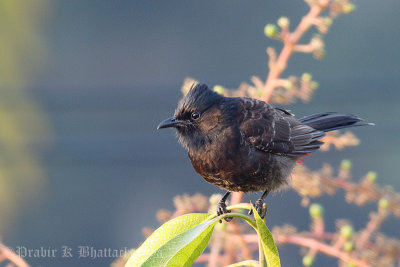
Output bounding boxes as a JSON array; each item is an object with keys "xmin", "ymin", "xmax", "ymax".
[{"xmin": 157, "ymin": 117, "xmax": 186, "ymax": 129}]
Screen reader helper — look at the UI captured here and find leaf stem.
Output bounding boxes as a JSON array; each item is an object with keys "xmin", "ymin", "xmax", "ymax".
[
  {"xmin": 227, "ymin": 203, "xmax": 253, "ymax": 211},
  {"xmin": 212, "ymin": 212, "xmax": 257, "ymax": 230}
]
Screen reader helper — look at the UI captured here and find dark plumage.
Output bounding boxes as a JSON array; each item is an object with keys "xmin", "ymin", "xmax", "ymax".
[{"xmin": 158, "ymin": 84, "xmax": 373, "ymax": 219}]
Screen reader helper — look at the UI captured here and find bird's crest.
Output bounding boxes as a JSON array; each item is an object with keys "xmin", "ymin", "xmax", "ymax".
[{"xmin": 175, "ymin": 83, "xmax": 222, "ymax": 119}]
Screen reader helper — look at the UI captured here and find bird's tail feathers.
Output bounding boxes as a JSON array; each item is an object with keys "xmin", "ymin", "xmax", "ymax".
[{"xmin": 299, "ymin": 112, "xmax": 374, "ymax": 132}]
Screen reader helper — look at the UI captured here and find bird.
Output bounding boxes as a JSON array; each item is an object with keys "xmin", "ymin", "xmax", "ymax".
[{"xmin": 157, "ymin": 83, "xmax": 373, "ymax": 221}]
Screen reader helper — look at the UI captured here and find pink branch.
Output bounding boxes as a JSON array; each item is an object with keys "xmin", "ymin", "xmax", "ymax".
[
  {"xmin": 276, "ymin": 234, "xmax": 370, "ymax": 267},
  {"xmin": 261, "ymin": 0, "xmax": 330, "ymax": 102},
  {"xmin": 208, "ymin": 232, "xmax": 223, "ymax": 267},
  {"xmin": 0, "ymin": 243, "xmax": 30, "ymax": 267},
  {"xmin": 355, "ymin": 210, "xmax": 389, "ymax": 250},
  {"xmin": 198, "ymin": 232, "xmax": 373, "ymax": 266},
  {"xmin": 229, "ymin": 221, "xmax": 253, "ymax": 260}
]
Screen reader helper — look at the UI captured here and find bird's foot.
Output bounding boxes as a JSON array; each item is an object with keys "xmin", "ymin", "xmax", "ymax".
[
  {"xmin": 248, "ymin": 199, "xmax": 267, "ymax": 219},
  {"xmin": 216, "ymin": 200, "xmax": 232, "ymax": 223}
]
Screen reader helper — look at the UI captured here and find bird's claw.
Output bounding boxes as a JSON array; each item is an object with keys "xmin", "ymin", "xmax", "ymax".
[
  {"xmin": 248, "ymin": 199, "xmax": 267, "ymax": 219},
  {"xmin": 216, "ymin": 201, "xmax": 232, "ymax": 223}
]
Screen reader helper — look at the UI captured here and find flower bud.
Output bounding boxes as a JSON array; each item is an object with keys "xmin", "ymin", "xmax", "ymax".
[
  {"xmin": 301, "ymin": 73, "xmax": 312, "ymax": 82},
  {"xmin": 341, "ymin": 159, "xmax": 352, "ymax": 170},
  {"xmin": 344, "ymin": 241, "xmax": 354, "ymax": 251},
  {"xmin": 277, "ymin": 16, "xmax": 290, "ymax": 28},
  {"xmin": 283, "ymin": 80, "xmax": 294, "ymax": 90},
  {"xmin": 264, "ymin": 24, "xmax": 278, "ymax": 38},
  {"xmin": 366, "ymin": 171, "xmax": 377, "ymax": 182},
  {"xmin": 309, "ymin": 203, "xmax": 324, "ymax": 219},
  {"xmin": 342, "ymin": 3, "xmax": 356, "ymax": 14},
  {"xmin": 310, "ymin": 81, "xmax": 319, "ymax": 90},
  {"xmin": 311, "ymin": 35, "xmax": 324, "ymax": 49},
  {"xmin": 302, "ymin": 255, "xmax": 314, "ymax": 266},
  {"xmin": 256, "ymin": 88, "xmax": 264, "ymax": 97},
  {"xmin": 340, "ymin": 225, "xmax": 354, "ymax": 239},
  {"xmin": 324, "ymin": 17, "xmax": 333, "ymax": 27},
  {"xmin": 379, "ymin": 198, "xmax": 389, "ymax": 210},
  {"xmin": 213, "ymin": 85, "xmax": 225, "ymax": 95}
]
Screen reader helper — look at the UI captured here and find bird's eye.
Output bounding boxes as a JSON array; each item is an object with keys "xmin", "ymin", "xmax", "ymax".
[{"xmin": 191, "ymin": 111, "xmax": 200, "ymax": 120}]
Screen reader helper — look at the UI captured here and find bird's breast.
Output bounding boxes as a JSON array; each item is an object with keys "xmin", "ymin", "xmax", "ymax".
[
  {"xmin": 188, "ymin": 139, "xmax": 295, "ymax": 192},
  {"xmin": 188, "ymin": 128, "xmax": 239, "ymax": 175}
]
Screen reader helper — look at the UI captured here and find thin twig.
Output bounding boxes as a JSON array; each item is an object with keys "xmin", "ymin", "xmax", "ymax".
[
  {"xmin": 230, "ymin": 222, "xmax": 253, "ymax": 260},
  {"xmin": 0, "ymin": 243, "xmax": 30, "ymax": 267},
  {"xmin": 208, "ymin": 231, "xmax": 223, "ymax": 267},
  {"xmin": 224, "ymin": 192, "xmax": 248, "ymax": 264},
  {"xmin": 355, "ymin": 209, "xmax": 389, "ymax": 250},
  {"xmin": 275, "ymin": 234, "xmax": 370, "ymax": 267}
]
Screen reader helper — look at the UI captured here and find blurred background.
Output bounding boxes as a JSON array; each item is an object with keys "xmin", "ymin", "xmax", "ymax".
[{"xmin": 1, "ymin": 0, "xmax": 399, "ymax": 266}]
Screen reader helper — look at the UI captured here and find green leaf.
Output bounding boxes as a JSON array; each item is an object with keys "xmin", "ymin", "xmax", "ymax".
[
  {"xmin": 164, "ymin": 217, "xmax": 219, "ymax": 266},
  {"xmin": 139, "ymin": 216, "xmax": 219, "ymax": 267},
  {"xmin": 253, "ymin": 207, "xmax": 281, "ymax": 267},
  {"xmin": 125, "ymin": 213, "xmax": 211, "ymax": 267}
]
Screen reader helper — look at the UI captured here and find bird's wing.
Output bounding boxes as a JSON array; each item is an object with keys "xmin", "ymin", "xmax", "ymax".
[{"xmin": 238, "ymin": 98, "xmax": 325, "ymax": 157}]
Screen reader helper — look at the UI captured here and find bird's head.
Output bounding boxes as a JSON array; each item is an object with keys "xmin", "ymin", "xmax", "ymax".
[{"xmin": 157, "ymin": 83, "xmax": 224, "ymax": 150}]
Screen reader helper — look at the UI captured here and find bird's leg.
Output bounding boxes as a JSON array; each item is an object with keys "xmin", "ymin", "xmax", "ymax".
[
  {"xmin": 216, "ymin": 191, "xmax": 232, "ymax": 222},
  {"xmin": 249, "ymin": 190, "xmax": 269, "ymax": 218}
]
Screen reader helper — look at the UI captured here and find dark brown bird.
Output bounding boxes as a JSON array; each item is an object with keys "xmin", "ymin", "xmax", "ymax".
[{"xmin": 158, "ymin": 84, "xmax": 372, "ymax": 220}]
